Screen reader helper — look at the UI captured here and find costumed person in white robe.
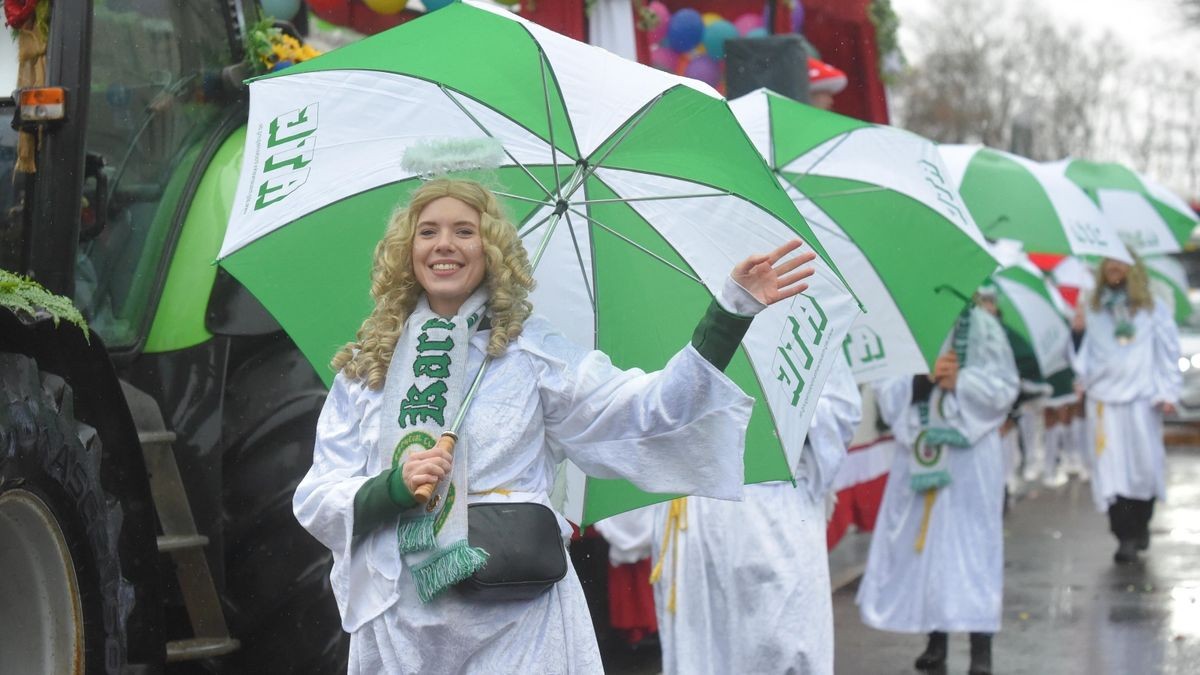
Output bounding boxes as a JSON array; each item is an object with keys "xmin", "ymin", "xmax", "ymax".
[
  {"xmin": 1073, "ymin": 254, "xmax": 1181, "ymax": 564},
  {"xmin": 292, "ymin": 179, "xmax": 820, "ymax": 675},
  {"xmin": 649, "ymin": 354, "xmax": 861, "ymax": 675},
  {"xmin": 976, "ymin": 283, "xmax": 1047, "ymax": 499},
  {"xmin": 856, "ymin": 301, "xmax": 1019, "ymax": 675}
]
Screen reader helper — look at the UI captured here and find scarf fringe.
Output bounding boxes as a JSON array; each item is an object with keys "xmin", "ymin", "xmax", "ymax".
[
  {"xmin": 910, "ymin": 470, "xmax": 951, "ymax": 493},
  {"xmin": 411, "ymin": 540, "xmax": 490, "ymax": 604},
  {"xmin": 397, "ymin": 515, "xmax": 437, "ymax": 553}
]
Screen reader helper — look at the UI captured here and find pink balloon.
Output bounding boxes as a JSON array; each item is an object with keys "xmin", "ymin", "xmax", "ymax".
[
  {"xmin": 733, "ymin": 12, "xmax": 763, "ymax": 36},
  {"xmin": 649, "ymin": 44, "xmax": 680, "ymax": 71},
  {"xmin": 684, "ymin": 55, "xmax": 721, "ymax": 87},
  {"xmin": 647, "ymin": 2, "xmax": 670, "ymax": 44}
]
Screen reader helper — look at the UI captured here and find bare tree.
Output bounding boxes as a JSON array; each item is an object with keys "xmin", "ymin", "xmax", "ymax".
[{"xmin": 891, "ymin": 0, "xmax": 1125, "ymax": 161}]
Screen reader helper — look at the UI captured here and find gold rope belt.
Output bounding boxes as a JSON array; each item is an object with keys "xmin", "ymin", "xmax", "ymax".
[{"xmin": 649, "ymin": 498, "xmax": 688, "ymax": 614}]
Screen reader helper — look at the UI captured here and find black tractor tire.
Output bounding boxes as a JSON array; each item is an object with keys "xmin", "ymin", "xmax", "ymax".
[
  {"xmin": 0, "ymin": 352, "xmax": 156, "ymax": 674},
  {"xmin": 219, "ymin": 336, "xmax": 348, "ymax": 673}
]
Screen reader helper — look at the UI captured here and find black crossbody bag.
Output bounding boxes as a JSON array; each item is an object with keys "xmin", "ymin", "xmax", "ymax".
[{"xmin": 455, "ymin": 501, "xmax": 567, "ymax": 601}]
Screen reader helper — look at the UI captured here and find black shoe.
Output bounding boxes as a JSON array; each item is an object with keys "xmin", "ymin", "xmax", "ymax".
[
  {"xmin": 1137, "ymin": 531, "xmax": 1150, "ymax": 551},
  {"xmin": 968, "ymin": 633, "xmax": 992, "ymax": 675},
  {"xmin": 1114, "ymin": 539, "xmax": 1139, "ymax": 564},
  {"xmin": 914, "ymin": 631, "xmax": 948, "ymax": 671}
]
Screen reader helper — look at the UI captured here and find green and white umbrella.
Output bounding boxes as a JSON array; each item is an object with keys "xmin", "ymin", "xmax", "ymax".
[
  {"xmin": 219, "ymin": 2, "xmax": 859, "ymax": 525},
  {"xmin": 1050, "ymin": 159, "xmax": 1198, "ymax": 255},
  {"xmin": 730, "ymin": 89, "xmax": 996, "ymax": 382},
  {"xmin": 1144, "ymin": 254, "xmax": 1192, "ymax": 325},
  {"xmin": 988, "ymin": 243, "xmax": 1072, "ymax": 378},
  {"xmin": 938, "ymin": 145, "xmax": 1131, "ymax": 263}
]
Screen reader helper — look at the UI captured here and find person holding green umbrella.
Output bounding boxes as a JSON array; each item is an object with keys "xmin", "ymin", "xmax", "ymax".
[
  {"xmin": 857, "ymin": 294, "xmax": 1019, "ymax": 675},
  {"xmin": 293, "ymin": 178, "xmax": 821, "ymax": 674},
  {"xmin": 1074, "ymin": 254, "xmax": 1182, "ymax": 564}
]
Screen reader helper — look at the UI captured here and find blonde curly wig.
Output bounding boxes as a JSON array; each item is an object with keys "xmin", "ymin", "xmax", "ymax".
[
  {"xmin": 1090, "ymin": 250, "xmax": 1154, "ymax": 315},
  {"xmin": 331, "ymin": 179, "xmax": 535, "ymax": 390}
]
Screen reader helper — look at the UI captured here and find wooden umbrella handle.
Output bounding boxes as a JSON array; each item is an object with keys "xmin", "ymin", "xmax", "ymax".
[{"xmin": 413, "ymin": 432, "xmax": 458, "ymax": 504}]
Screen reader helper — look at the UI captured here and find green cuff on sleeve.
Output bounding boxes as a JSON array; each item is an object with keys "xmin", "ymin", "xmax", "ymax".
[
  {"xmin": 353, "ymin": 468, "xmax": 418, "ymax": 536},
  {"xmin": 691, "ymin": 299, "xmax": 754, "ymax": 371}
]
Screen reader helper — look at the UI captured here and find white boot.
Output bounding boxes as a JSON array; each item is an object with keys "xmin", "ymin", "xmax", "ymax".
[
  {"xmin": 1019, "ymin": 404, "xmax": 1045, "ymax": 482},
  {"xmin": 1042, "ymin": 424, "xmax": 1067, "ymax": 487}
]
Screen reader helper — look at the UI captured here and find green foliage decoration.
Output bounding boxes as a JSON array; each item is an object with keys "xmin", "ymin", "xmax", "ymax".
[
  {"xmin": 868, "ymin": 0, "xmax": 906, "ymax": 83},
  {"xmin": 0, "ymin": 268, "xmax": 89, "ymax": 338}
]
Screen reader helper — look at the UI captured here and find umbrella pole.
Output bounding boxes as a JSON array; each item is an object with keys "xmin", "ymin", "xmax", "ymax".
[{"xmin": 413, "ymin": 206, "xmax": 571, "ymax": 503}]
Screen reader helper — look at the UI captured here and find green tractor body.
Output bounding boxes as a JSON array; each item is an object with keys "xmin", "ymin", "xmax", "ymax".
[{"xmin": 0, "ymin": 2, "xmax": 344, "ymax": 673}]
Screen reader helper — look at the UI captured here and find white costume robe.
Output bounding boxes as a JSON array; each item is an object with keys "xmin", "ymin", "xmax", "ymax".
[
  {"xmin": 651, "ymin": 356, "xmax": 861, "ymax": 675},
  {"xmin": 1074, "ymin": 299, "xmax": 1181, "ymax": 512},
  {"xmin": 294, "ymin": 316, "xmax": 754, "ymax": 675},
  {"xmin": 856, "ymin": 308, "xmax": 1018, "ymax": 634}
]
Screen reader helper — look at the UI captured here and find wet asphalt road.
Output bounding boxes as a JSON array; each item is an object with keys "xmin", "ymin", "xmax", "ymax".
[{"xmin": 832, "ymin": 445, "xmax": 1200, "ymax": 675}]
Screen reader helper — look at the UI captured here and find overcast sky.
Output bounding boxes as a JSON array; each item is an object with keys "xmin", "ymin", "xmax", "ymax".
[{"xmin": 890, "ymin": 0, "xmax": 1200, "ymax": 63}]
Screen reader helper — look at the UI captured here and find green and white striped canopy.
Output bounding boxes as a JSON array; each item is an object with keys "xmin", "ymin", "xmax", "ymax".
[
  {"xmin": 730, "ymin": 89, "xmax": 996, "ymax": 382},
  {"xmin": 990, "ymin": 258, "xmax": 1072, "ymax": 379},
  {"xmin": 220, "ymin": 2, "xmax": 859, "ymax": 524},
  {"xmin": 1144, "ymin": 255, "xmax": 1193, "ymax": 325},
  {"xmin": 939, "ymin": 145, "xmax": 1131, "ymax": 263},
  {"xmin": 1049, "ymin": 159, "xmax": 1198, "ymax": 255}
]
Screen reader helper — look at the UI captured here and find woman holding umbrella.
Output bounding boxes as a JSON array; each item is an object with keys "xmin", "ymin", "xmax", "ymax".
[
  {"xmin": 293, "ymin": 179, "xmax": 818, "ymax": 674},
  {"xmin": 1074, "ymin": 255, "xmax": 1181, "ymax": 564}
]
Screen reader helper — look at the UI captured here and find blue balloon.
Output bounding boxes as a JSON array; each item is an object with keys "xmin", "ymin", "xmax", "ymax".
[
  {"xmin": 666, "ymin": 8, "xmax": 705, "ymax": 53},
  {"xmin": 702, "ymin": 19, "xmax": 739, "ymax": 60},
  {"xmin": 746, "ymin": 27, "xmax": 768, "ymax": 39},
  {"xmin": 425, "ymin": 0, "xmax": 455, "ymax": 10}
]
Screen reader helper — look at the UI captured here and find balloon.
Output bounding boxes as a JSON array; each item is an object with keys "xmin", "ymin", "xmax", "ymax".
[
  {"xmin": 702, "ymin": 19, "xmax": 738, "ymax": 59},
  {"xmin": 791, "ymin": 3, "xmax": 805, "ymax": 32},
  {"xmin": 424, "ymin": 0, "xmax": 455, "ymax": 11},
  {"xmin": 684, "ymin": 54, "xmax": 721, "ymax": 87},
  {"xmin": 260, "ymin": 0, "xmax": 301, "ymax": 19},
  {"xmin": 745, "ymin": 27, "xmax": 768, "ymax": 39},
  {"xmin": 649, "ymin": 44, "xmax": 679, "ymax": 72},
  {"xmin": 666, "ymin": 8, "xmax": 704, "ymax": 53},
  {"xmin": 733, "ymin": 12, "xmax": 763, "ymax": 36},
  {"xmin": 701, "ymin": 11, "xmax": 722, "ymax": 26},
  {"xmin": 646, "ymin": 2, "xmax": 670, "ymax": 44},
  {"xmin": 364, "ymin": 0, "xmax": 407, "ymax": 13}
]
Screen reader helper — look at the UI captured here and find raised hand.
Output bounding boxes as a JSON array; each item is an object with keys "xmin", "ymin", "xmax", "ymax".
[{"xmin": 731, "ymin": 239, "xmax": 818, "ymax": 307}]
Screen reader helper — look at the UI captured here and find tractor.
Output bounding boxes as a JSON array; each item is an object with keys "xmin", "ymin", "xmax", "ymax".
[{"xmin": 0, "ymin": 1, "xmax": 345, "ymax": 672}]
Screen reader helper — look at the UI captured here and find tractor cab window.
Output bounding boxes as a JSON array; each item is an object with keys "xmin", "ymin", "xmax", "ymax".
[
  {"xmin": 75, "ymin": 1, "xmax": 235, "ymax": 348},
  {"xmin": 0, "ymin": 34, "xmax": 24, "ymax": 272}
]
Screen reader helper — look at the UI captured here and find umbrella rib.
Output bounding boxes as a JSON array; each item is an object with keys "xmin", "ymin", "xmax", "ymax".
[
  {"xmin": 789, "ymin": 131, "xmax": 855, "ymax": 176},
  {"xmin": 493, "ymin": 190, "xmax": 554, "ymax": 206},
  {"xmin": 575, "ymin": 191, "xmax": 731, "ymax": 205},
  {"xmin": 566, "ymin": 92, "xmax": 665, "ymax": 200},
  {"xmin": 439, "ymin": 85, "xmax": 555, "ymax": 200},
  {"xmin": 568, "ymin": 207, "xmax": 703, "ymax": 285},
  {"xmin": 537, "ymin": 55, "xmax": 565, "ymax": 198},
  {"xmin": 563, "ymin": 210, "xmax": 597, "ymax": 311},
  {"xmin": 518, "ymin": 209, "xmax": 557, "ymax": 238}
]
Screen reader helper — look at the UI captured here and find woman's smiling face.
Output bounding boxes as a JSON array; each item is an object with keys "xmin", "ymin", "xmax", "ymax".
[{"xmin": 412, "ymin": 196, "xmax": 487, "ymax": 316}]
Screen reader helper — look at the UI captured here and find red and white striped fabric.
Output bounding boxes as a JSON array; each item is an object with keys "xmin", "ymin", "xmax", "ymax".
[{"xmin": 827, "ymin": 386, "xmax": 897, "ymax": 549}]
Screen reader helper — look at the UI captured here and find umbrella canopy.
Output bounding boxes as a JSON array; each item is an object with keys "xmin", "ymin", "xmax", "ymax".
[
  {"xmin": 730, "ymin": 88, "xmax": 997, "ymax": 383},
  {"xmin": 992, "ymin": 265, "xmax": 1072, "ymax": 379},
  {"xmin": 219, "ymin": 2, "xmax": 859, "ymax": 525},
  {"xmin": 1049, "ymin": 159, "xmax": 1198, "ymax": 255},
  {"xmin": 938, "ymin": 145, "xmax": 1131, "ymax": 264},
  {"xmin": 1143, "ymin": 255, "xmax": 1193, "ymax": 325}
]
